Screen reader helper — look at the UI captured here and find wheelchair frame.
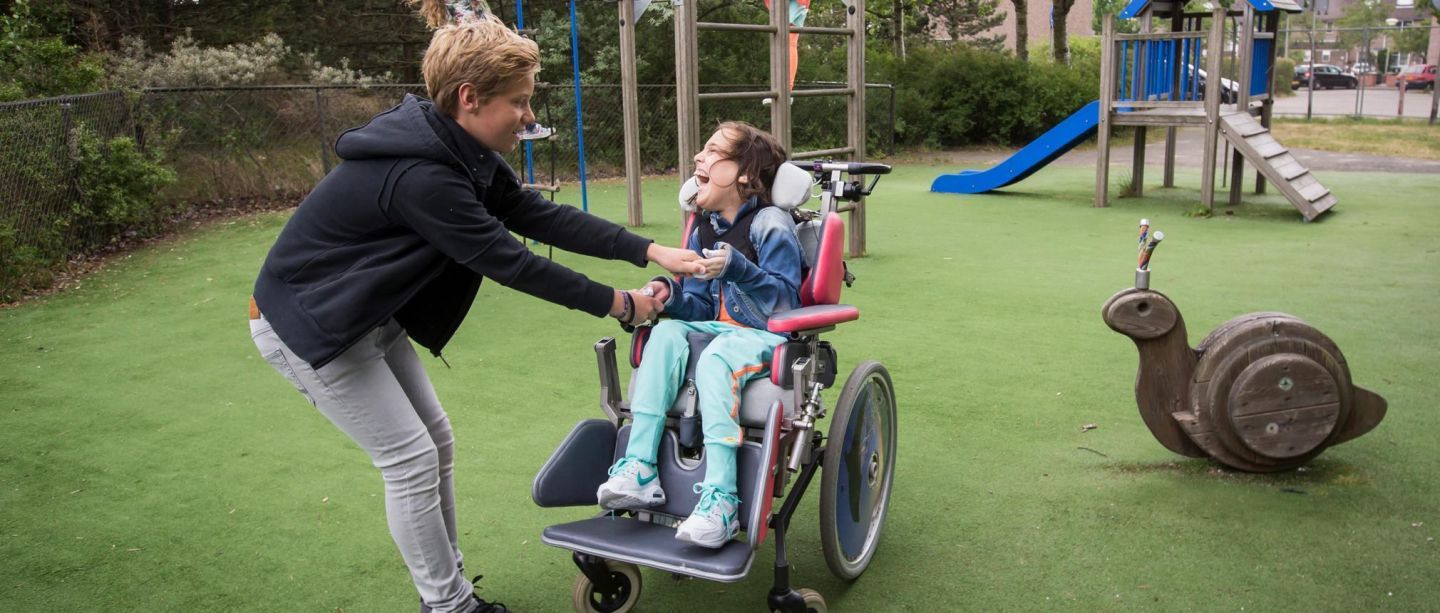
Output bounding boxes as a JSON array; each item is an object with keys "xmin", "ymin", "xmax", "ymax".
[{"xmin": 538, "ymin": 161, "xmax": 896, "ymax": 613}]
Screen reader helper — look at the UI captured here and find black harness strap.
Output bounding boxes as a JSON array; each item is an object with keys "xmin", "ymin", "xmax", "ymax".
[{"xmin": 695, "ymin": 204, "xmax": 767, "ymax": 265}]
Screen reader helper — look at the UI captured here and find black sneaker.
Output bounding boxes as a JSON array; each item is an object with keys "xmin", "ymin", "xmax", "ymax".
[
  {"xmin": 469, "ymin": 575, "xmax": 509, "ymax": 613},
  {"xmin": 417, "ymin": 575, "xmax": 508, "ymax": 613}
]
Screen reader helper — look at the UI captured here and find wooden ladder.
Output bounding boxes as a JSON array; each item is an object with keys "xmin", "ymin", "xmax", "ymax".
[{"xmin": 1218, "ymin": 112, "xmax": 1337, "ymax": 222}]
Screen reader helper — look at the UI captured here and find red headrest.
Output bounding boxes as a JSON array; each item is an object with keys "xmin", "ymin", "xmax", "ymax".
[{"xmin": 800, "ymin": 212, "xmax": 844, "ymax": 307}]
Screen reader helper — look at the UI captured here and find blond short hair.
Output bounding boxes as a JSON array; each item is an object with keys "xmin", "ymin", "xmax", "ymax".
[{"xmin": 422, "ymin": 14, "xmax": 539, "ymax": 117}]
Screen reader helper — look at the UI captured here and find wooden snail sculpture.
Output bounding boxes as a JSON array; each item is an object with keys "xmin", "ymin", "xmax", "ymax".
[{"xmin": 1102, "ymin": 220, "xmax": 1387, "ymax": 472}]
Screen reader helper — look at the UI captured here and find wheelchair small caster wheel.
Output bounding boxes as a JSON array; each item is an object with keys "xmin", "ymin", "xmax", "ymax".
[
  {"xmin": 571, "ymin": 560, "xmax": 641, "ymax": 613},
  {"xmin": 820, "ymin": 360, "xmax": 897, "ymax": 581},
  {"xmin": 797, "ymin": 588, "xmax": 827, "ymax": 613}
]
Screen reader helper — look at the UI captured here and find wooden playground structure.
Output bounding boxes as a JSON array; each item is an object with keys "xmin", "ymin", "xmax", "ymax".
[
  {"xmin": 1097, "ymin": 0, "xmax": 1337, "ymax": 221},
  {"xmin": 614, "ymin": 0, "xmax": 872, "ymax": 254}
]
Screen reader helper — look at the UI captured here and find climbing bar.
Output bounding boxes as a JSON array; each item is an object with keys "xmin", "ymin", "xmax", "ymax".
[
  {"xmin": 697, "ymin": 22, "xmax": 776, "ymax": 32},
  {"xmin": 792, "ymin": 88, "xmax": 853, "ymax": 98},
  {"xmin": 789, "ymin": 26, "xmax": 852, "ymax": 35},
  {"xmin": 697, "ymin": 90, "xmax": 778, "ymax": 100},
  {"xmin": 793, "ymin": 146, "xmax": 855, "ymax": 159}
]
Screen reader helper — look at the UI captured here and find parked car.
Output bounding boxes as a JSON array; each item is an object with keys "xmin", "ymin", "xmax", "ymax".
[
  {"xmin": 1293, "ymin": 64, "xmax": 1359, "ymax": 90},
  {"xmin": 1187, "ymin": 64, "xmax": 1240, "ymax": 103},
  {"xmin": 1398, "ymin": 64, "xmax": 1436, "ymax": 91}
]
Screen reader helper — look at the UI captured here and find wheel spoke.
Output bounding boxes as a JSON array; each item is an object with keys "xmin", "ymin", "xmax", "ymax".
[{"xmin": 821, "ymin": 362, "xmax": 896, "ymax": 580}]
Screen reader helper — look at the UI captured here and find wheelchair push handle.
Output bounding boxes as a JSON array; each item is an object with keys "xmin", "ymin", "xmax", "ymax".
[{"xmin": 787, "ymin": 160, "xmax": 892, "ymax": 176}]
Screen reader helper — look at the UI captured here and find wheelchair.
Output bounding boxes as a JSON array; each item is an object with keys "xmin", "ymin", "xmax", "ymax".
[{"xmin": 532, "ymin": 161, "xmax": 897, "ymax": 613}]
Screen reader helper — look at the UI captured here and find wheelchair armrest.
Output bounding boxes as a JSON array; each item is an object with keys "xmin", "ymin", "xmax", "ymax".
[
  {"xmin": 532, "ymin": 419, "xmax": 617, "ymax": 508},
  {"xmin": 767, "ymin": 304, "xmax": 860, "ymax": 335}
]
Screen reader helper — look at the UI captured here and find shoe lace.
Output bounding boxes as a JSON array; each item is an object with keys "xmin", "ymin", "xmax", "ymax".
[
  {"xmin": 608, "ymin": 456, "xmax": 640, "ymax": 477},
  {"xmin": 690, "ymin": 483, "xmax": 739, "ymax": 515},
  {"xmin": 470, "ymin": 575, "xmax": 507, "ymax": 613}
]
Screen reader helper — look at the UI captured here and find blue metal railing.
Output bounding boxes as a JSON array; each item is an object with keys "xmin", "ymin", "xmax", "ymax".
[{"xmin": 1113, "ymin": 34, "xmax": 1211, "ymax": 108}]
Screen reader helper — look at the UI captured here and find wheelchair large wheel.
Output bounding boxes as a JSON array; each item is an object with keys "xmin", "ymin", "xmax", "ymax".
[
  {"xmin": 819, "ymin": 360, "xmax": 897, "ymax": 581},
  {"xmin": 571, "ymin": 560, "xmax": 641, "ymax": 613}
]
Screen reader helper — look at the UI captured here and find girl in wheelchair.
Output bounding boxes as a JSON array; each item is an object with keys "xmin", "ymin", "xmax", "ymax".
[{"xmin": 596, "ymin": 121, "xmax": 804, "ymax": 548}]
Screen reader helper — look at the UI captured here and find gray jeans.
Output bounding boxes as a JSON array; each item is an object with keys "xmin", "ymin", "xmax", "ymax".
[{"xmin": 250, "ymin": 315, "xmax": 472, "ymax": 612}]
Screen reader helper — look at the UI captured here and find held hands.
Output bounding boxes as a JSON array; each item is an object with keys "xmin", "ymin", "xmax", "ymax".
[
  {"xmin": 640, "ymin": 280, "xmax": 671, "ymax": 303},
  {"xmin": 647, "ymin": 243, "xmax": 705, "ymax": 277},
  {"xmin": 695, "ymin": 244, "xmax": 731, "ymax": 281},
  {"xmin": 610, "ymin": 289, "xmax": 663, "ymax": 328}
]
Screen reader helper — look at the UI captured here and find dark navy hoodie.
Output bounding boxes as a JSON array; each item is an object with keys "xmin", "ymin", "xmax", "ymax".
[{"xmin": 253, "ymin": 95, "xmax": 651, "ymax": 368}]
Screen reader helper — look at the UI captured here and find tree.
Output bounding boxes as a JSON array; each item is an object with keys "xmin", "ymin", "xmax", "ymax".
[
  {"xmin": 1053, "ymin": 0, "xmax": 1076, "ymax": 64},
  {"xmin": 1012, "ymin": 0, "xmax": 1028, "ymax": 60},
  {"xmin": 1336, "ymin": 0, "xmax": 1386, "ymax": 64},
  {"xmin": 930, "ymin": 0, "xmax": 1008, "ymax": 50},
  {"xmin": 1394, "ymin": 23, "xmax": 1428, "ymax": 60},
  {"xmin": 1091, "ymin": 0, "xmax": 1138, "ymax": 36},
  {"xmin": 868, "ymin": 0, "xmax": 952, "ymax": 58},
  {"xmin": 0, "ymin": 0, "xmax": 102, "ymax": 100}
]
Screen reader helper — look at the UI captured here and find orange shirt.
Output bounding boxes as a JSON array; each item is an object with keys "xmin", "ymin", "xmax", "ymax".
[{"xmin": 715, "ymin": 292, "xmax": 748, "ymax": 328}]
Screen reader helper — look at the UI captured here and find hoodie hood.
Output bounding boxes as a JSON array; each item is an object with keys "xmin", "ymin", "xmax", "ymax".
[{"xmin": 335, "ymin": 94, "xmax": 463, "ymax": 167}]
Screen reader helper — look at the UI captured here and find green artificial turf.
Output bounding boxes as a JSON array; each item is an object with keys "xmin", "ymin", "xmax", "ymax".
[{"xmin": 2, "ymin": 164, "xmax": 1437, "ymax": 611}]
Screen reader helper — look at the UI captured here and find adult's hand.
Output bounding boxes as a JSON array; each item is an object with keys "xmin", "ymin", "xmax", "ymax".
[
  {"xmin": 610, "ymin": 290, "xmax": 664, "ymax": 325},
  {"xmin": 630, "ymin": 291, "xmax": 664, "ymax": 324},
  {"xmin": 647, "ymin": 243, "xmax": 704, "ymax": 277},
  {"xmin": 641, "ymin": 280, "xmax": 671, "ymax": 303}
]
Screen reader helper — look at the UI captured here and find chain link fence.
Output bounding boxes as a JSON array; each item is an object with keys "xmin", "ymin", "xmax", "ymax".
[
  {"xmin": 139, "ymin": 82, "xmax": 894, "ymax": 201},
  {"xmin": 1, "ymin": 91, "xmax": 151, "ymax": 297},
  {"xmin": 1274, "ymin": 23, "xmax": 1438, "ymax": 121},
  {"xmin": 1, "ymin": 82, "xmax": 894, "ymax": 299}
]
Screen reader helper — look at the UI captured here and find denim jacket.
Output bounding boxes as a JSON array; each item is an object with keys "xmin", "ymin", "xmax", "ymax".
[{"xmin": 660, "ymin": 197, "xmax": 803, "ymax": 329}]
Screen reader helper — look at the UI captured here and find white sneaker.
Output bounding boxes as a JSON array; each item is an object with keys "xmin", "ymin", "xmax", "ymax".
[
  {"xmin": 675, "ymin": 484, "xmax": 741, "ymax": 548},
  {"xmin": 596, "ymin": 457, "xmax": 666, "ymax": 510},
  {"xmin": 515, "ymin": 122, "xmax": 554, "ymax": 141}
]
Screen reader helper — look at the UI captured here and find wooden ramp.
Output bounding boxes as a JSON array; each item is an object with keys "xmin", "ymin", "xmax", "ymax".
[{"xmin": 1219, "ymin": 112, "xmax": 1337, "ymax": 221}]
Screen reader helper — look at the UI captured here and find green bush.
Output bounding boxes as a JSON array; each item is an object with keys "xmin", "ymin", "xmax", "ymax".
[
  {"xmin": 1274, "ymin": 57, "xmax": 1296, "ymax": 97},
  {"xmin": 69, "ymin": 128, "xmax": 178, "ymax": 249},
  {"xmin": 0, "ymin": 217, "xmax": 62, "ymax": 302},
  {"xmin": 0, "ymin": 125, "xmax": 176, "ymax": 302},
  {"xmin": 879, "ymin": 43, "xmax": 1098, "ymax": 149}
]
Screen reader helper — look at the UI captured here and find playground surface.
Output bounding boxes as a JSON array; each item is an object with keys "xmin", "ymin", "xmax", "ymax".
[{"xmin": 1, "ymin": 164, "xmax": 1437, "ymax": 611}]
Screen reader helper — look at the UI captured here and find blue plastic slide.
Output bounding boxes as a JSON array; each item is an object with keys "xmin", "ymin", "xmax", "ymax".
[{"xmin": 930, "ymin": 100, "xmax": 1102, "ymax": 194}]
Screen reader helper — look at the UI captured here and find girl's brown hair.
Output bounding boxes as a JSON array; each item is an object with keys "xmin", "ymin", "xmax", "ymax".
[{"xmin": 716, "ymin": 121, "xmax": 789, "ymax": 203}]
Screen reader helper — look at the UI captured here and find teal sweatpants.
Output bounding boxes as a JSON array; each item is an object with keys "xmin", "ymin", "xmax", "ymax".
[{"xmin": 625, "ymin": 320, "xmax": 784, "ymax": 495}]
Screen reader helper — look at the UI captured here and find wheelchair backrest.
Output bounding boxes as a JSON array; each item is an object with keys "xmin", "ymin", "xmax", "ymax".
[{"xmin": 798, "ymin": 212, "xmax": 845, "ymax": 307}]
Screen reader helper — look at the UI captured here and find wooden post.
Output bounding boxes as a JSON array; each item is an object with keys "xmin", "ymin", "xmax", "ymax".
[
  {"xmin": 1096, "ymin": 14, "xmax": 1115, "ymax": 208},
  {"xmin": 619, "ymin": 0, "xmax": 644, "ymax": 226},
  {"xmin": 1164, "ymin": 8, "xmax": 1185, "ymax": 188},
  {"xmin": 1199, "ymin": 6, "xmax": 1224, "ymax": 212},
  {"xmin": 1256, "ymin": 11, "xmax": 1279, "ymax": 195},
  {"xmin": 1131, "ymin": 12, "xmax": 1152, "ymax": 199},
  {"xmin": 673, "ymin": 0, "xmax": 700, "ymax": 184},
  {"xmin": 846, "ymin": 0, "xmax": 867, "ymax": 256},
  {"xmin": 770, "ymin": 0, "xmax": 791, "ymax": 152},
  {"xmin": 1229, "ymin": 5, "xmax": 1255, "ymax": 207}
]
